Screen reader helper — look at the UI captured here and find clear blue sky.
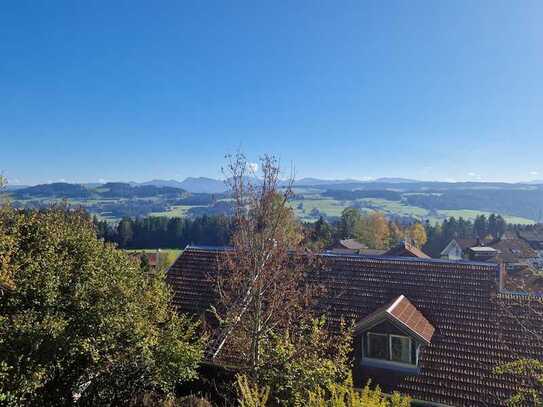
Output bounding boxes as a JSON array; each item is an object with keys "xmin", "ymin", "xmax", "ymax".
[{"xmin": 1, "ymin": 1, "xmax": 542, "ymax": 185}]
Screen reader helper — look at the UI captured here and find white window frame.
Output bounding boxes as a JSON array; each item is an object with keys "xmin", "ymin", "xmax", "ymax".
[
  {"xmin": 389, "ymin": 334, "xmax": 412, "ymax": 364},
  {"xmin": 363, "ymin": 332, "xmax": 417, "ymax": 368}
]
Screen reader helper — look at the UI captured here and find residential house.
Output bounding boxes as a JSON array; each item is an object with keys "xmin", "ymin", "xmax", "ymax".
[
  {"xmin": 384, "ymin": 240, "xmax": 430, "ymax": 259},
  {"xmin": 166, "ymin": 246, "xmax": 543, "ymax": 406},
  {"xmin": 489, "ymin": 234, "xmax": 538, "ymax": 270},
  {"xmin": 466, "ymin": 245, "xmax": 499, "ymax": 262},
  {"xmin": 439, "ymin": 239, "xmax": 463, "ymax": 260},
  {"xmin": 329, "ymin": 239, "xmax": 368, "ymax": 254},
  {"xmin": 440, "ymin": 235, "xmax": 537, "ymax": 271}
]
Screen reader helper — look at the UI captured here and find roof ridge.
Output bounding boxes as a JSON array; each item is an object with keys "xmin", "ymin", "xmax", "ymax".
[
  {"xmin": 184, "ymin": 244, "xmax": 499, "ymax": 270},
  {"xmin": 497, "ymin": 292, "xmax": 543, "ymax": 301},
  {"xmin": 387, "ymin": 295, "xmax": 405, "ymax": 312}
]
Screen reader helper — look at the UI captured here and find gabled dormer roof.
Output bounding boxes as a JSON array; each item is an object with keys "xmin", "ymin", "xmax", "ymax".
[{"xmin": 355, "ymin": 295, "xmax": 435, "ymax": 344}]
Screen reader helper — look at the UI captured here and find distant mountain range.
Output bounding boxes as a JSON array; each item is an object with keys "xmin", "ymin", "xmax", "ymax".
[
  {"xmin": 129, "ymin": 177, "xmax": 421, "ymax": 193},
  {"xmin": 4, "ymin": 176, "xmax": 543, "ymax": 194}
]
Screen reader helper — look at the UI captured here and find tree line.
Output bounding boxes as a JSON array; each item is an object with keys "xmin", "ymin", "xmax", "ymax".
[
  {"xmin": 94, "ymin": 208, "xmax": 509, "ymax": 260},
  {"xmin": 423, "ymin": 213, "xmax": 507, "ymax": 257},
  {"xmin": 94, "ymin": 214, "xmax": 232, "ymax": 249}
]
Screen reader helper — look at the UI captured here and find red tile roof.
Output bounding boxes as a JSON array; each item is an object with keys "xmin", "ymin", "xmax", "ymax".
[
  {"xmin": 355, "ymin": 295, "xmax": 435, "ymax": 344},
  {"xmin": 490, "ymin": 238, "xmax": 538, "ymax": 263},
  {"xmin": 167, "ymin": 246, "xmax": 543, "ymax": 406},
  {"xmin": 388, "ymin": 295, "xmax": 435, "ymax": 344}
]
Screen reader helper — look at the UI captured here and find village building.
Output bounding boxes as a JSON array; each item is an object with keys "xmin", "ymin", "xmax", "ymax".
[
  {"xmin": 329, "ymin": 240, "xmax": 427, "ymax": 258},
  {"xmin": 438, "ymin": 239, "xmax": 463, "ymax": 261},
  {"xmin": 440, "ymin": 234, "xmax": 537, "ymax": 271},
  {"xmin": 383, "ymin": 240, "xmax": 430, "ymax": 259},
  {"xmin": 328, "ymin": 238, "xmax": 369, "ymax": 254},
  {"xmin": 166, "ymin": 246, "xmax": 543, "ymax": 407}
]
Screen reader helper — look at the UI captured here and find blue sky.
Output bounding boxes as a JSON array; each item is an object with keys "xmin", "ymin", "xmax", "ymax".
[{"xmin": 1, "ymin": 1, "xmax": 542, "ymax": 185}]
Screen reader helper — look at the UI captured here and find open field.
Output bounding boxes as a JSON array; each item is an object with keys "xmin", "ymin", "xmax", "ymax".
[
  {"xmin": 437, "ymin": 209, "xmax": 535, "ymax": 225},
  {"xmin": 358, "ymin": 198, "xmax": 429, "ymax": 218},
  {"xmin": 288, "ymin": 198, "xmax": 350, "ymax": 221},
  {"xmin": 149, "ymin": 205, "xmax": 202, "ymax": 217},
  {"xmin": 288, "ymin": 196, "xmax": 536, "ymax": 225}
]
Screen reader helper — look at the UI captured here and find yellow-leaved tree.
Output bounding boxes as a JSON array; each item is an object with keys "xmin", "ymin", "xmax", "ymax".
[{"xmin": 407, "ymin": 223, "xmax": 427, "ymax": 248}]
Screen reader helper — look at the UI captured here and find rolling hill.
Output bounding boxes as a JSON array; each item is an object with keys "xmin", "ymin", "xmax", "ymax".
[{"xmin": 4, "ymin": 178, "xmax": 542, "ymax": 224}]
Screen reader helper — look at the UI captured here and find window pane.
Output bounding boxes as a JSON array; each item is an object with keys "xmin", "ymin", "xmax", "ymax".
[
  {"xmin": 367, "ymin": 333, "xmax": 389, "ymax": 360},
  {"xmin": 391, "ymin": 336, "xmax": 411, "ymax": 364}
]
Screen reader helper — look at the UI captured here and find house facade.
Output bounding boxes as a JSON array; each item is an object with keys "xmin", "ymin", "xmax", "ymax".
[
  {"xmin": 439, "ymin": 239, "xmax": 463, "ymax": 260},
  {"xmin": 166, "ymin": 246, "xmax": 543, "ymax": 406}
]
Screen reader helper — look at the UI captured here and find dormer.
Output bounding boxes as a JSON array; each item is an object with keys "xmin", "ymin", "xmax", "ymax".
[{"xmin": 355, "ymin": 295, "xmax": 434, "ymax": 372}]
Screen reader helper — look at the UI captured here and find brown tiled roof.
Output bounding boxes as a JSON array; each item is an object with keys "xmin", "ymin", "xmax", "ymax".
[
  {"xmin": 355, "ymin": 295, "xmax": 435, "ymax": 344},
  {"xmin": 455, "ymin": 239, "xmax": 478, "ymax": 251},
  {"xmin": 388, "ymin": 295, "xmax": 435, "ymax": 344},
  {"xmin": 338, "ymin": 239, "xmax": 368, "ymax": 250},
  {"xmin": 490, "ymin": 238, "xmax": 538, "ymax": 264},
  {"xmin": 384, "ymin": 241, "xmax": 430, "ymax": 259},
  {"xmin": 517, "ymin": 228, "xmax": 543, "ymax": 243},
  {"xmin": 167, "ymin": 246, "xmax": 543, "ymax": 407}
]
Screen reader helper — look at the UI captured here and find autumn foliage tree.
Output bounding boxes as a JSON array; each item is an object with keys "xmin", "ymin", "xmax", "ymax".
[
  {"xmin": 495, "ymin": 359, "xmax": 543, "ymax": 406},
  {"xmin": 357, "ymin": 212, "xmax": 390, "ymax": 250},
  {"xmin": 209, "ymin": 153, "xmax": 351, "ymax": 405},
  {"xmin": 406, "ymin": 223, "xmax": 427, "ymax": 248}
]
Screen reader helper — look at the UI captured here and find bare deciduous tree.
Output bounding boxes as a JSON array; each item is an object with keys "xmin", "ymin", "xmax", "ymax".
[{"xmin": 209, "ymin": 153, "xmax": 317, "ymax": 378}]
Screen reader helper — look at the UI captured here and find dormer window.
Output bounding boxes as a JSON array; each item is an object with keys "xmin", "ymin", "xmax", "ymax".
[
  {"xmin": 355, "ymin": 295, "xmax": 435, "ymax": 371},
  {"xmin": 366, "ymin": 332, "xmax": 416, "ymax": 365}
]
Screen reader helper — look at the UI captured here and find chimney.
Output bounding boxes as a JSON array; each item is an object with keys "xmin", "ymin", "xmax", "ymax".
[{"xmin": 498, "ymin": 263, "xmax": 506, "ymax": 293}]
